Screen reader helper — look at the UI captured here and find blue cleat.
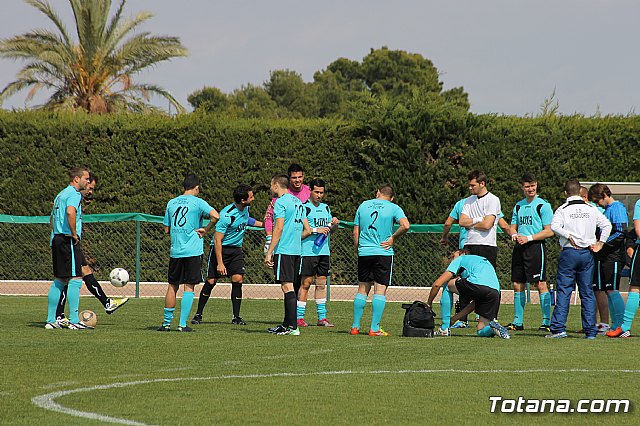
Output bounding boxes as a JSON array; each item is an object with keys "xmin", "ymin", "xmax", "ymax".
[
  {"xmin": 545, "ymin": 331, "xmax": 568, "ymax": 339},
  {"xmin": 450, "ymin": 320, "xmax": 469, "ymax": 329},
  {"xmin": 489, "ymin": 321, "xmax": 511, "ymax": 339}
]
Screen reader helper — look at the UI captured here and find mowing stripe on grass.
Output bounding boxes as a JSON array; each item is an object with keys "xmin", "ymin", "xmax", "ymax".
[{"xmin": 32, "ymin": 369, "xmax": 640, "ymax": 425}]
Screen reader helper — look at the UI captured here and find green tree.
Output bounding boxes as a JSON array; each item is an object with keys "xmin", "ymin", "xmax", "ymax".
[
  {"xmin": 0, "ymin": 0, "xmax": 188, "ymax": 113},
  {"xmin": 187, "ymin": 86, "xmax": 229, "ymax": 112},
  {"xmin": 264, "ymin": 69, "xmax": 319, "ymax": 118}
]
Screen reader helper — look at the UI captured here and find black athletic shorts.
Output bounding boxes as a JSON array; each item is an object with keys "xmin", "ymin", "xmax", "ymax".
[
  {"xmin": 511, "ymin": 241, "xmax": 547, "ymax": 283},
  {"xmin": 464, "ymin": 244, "xmax": 498, "ymax": 268},
  {"xmin": 300, "ymin": 255, "xmax": 331, "ymax": 277},
  {"xmin": 273, "ymin": 254, "xmax": 300, "ymax": 284},
  {"xmin": 168, "ymin": 255, "xmax": 203, "ymax": 285},
  {"xmin": 631, "ymin": 249, "xmax": 640, "ymax": 287},
  {"xmin": 207, "ymin": 246, "xmax": 245, "ymax": 278},
  {"xmin": 51, "ymin": 234, "xmax": 84, "ymax": 278},
  {"xmin": 357, "ymin": 255, "xmax": 394, "ymax": 286},
  {"xmin": 593, "ymin": 259, "xmax": 624, "ymax": 291},
  {"xmin": 455, "ymin": 277, "xmax": 500, "ymax": 321}
]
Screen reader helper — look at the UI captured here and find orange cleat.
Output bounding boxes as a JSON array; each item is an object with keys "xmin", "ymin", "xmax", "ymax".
[
  {"xmin": 349, "ymin": 327, "xmax": 360, "ymax": 335},
  {"xmin": 368, "ymin": 328, "xmax": 390, "ymax": 337},
  {"xmin": 606, "ymin": 327, "xmax": 623, "ymax": 338}
]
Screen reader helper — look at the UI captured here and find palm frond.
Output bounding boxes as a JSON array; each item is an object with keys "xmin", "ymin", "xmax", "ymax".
[{"xmin": 24, "ymin": 0, "xmax": 72, "ymax": 46}]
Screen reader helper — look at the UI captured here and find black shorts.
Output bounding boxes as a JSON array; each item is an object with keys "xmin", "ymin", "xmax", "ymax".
[
  {"xmin": 511, "ymin": 241, "xmax": 546, "ymax": 283},
  {"xmin": 168, "ymin": 255, "xmax": 203, "ymax": 285},
  {"xmin": 464, "ymin": 244, "xmax": 498, "ymax": 268},
  {"xmin": 207, "ymin": 246, "xmax": 245, "ymax": 278},
  {"xmin": 455, "ymin": 278, "xmax": 500, "ymax": 321},
  {"xmin": 51, "ymin": 234, "xmax": 84, "ymax": 278},
  {"xmin": 300, "ymin": 255, "xmax": 331, "ymax": 277},
  {"xmin": 593, "ymin": 259, "xmax": 624, "ymax": 291},
  {"xmin": 631, "ymin": 249, "xmax": 640, "ymax": 287},
  {"xmin": 273, "ymin": 254, "xmax": 300, "ymax": 284},
  {"xmin": 357, "ymin": 255, "xmax": 394, "ymax": 286}
]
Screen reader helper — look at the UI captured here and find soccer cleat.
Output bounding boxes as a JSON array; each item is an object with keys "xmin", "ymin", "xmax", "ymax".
[
  {"xmin": 596, "ymin": 323, "xmax": 611, "ymax": 334},
  {"xmin": 450, "ymin": 320, "xmax": 469, "ymax": 329},
  {"xmin": 231, "ymin": 316, "xmax": 246, "ymax": 325},
  {"xmin": 606, "ymin": 327, "xmax": 623, "ymax": 338},
  {"xmin": 368, "ymin": 328, "xmax": 390, "ymax": 337},
  {"xmin": 191, "ymin": 314, "xmax": 203, "ymax": 324},
  {"xmin": 506, "ymin": 323, "xmax": 524, "ymax": 331},
  {"xmin": 538, "ymin": 325, "xmax": 551, "ymax": 332},
  {"xmin": 317, "ymin": 318, "xmax": 335, "ymax": 327},
  {"xmin": 68, "ymin": 321, "xmax": 92, "ymax": 330},
  {"xmin": 489, "ymin": 321, "xmax": 511, "ymax": 339},
  {"xmin": 157, "ymin": 325, "xmax": 171, "ymax": 332},
  {"xmin": 276, "ymin": 326, "xmax": 300, "ymax": 336},
  {"xmin": 44, "ymin": 322, "xmax": 63, "ymax": 330},
  {"xmin": 545, "ymin": 331, "xmax": 568, "ymax": 339},
  {"xmin": 105, "ymin": 297, "xmax": 129, "ymax": 314},
  {"xmin": 585, "ymin": 335, "xmax": 596, "ymax": 340},
  {"xmin": 434, "ymin": 326, "xmax": 450, "ymax": 337},
  {"xmin": 267, "ymin": 324, "xmax": 288, "ymax": 334},
  {"xmin": 620, "ymin": 330, "xmax": 631, "ymax": 338},
  {"xmin": 177, "ymin": 326, "xmax": 194, "ymax": 332},
  {"xmin": 56, "ymin": 317, "xmax": 70, "ymax": 328},
  {"xmin": 297, "ymin": 318, "xmax": 309, "ymax": 327},
  {"xmin": 349, "ymin": 327, "xmax": 360, "ymax": 335}
]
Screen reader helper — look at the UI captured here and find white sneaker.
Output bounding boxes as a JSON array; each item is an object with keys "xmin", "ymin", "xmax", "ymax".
[
  {"xmin": 434, "ymin": 326, "xmax": 451, "ymax": 337},
  {"xmin": 596, "ymin": 323, "xmax": 610, "ymax": 334}
]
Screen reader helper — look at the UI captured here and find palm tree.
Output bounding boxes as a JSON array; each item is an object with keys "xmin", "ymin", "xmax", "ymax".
[{"xmin": 0, "ymin": 0, "xmax": 188, "ymax": 113}]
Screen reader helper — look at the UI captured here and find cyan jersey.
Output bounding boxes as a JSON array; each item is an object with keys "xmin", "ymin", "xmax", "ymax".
[
  {"xmin": 302, "ymin": 201, "xmax": 332, "ymax": 256},
  {"xmin": 214, "ymin": 203, "xmax": 252, "ymax": 247},
  {"xmin": 163, "ymin": 195, "xmax": 214, "ymax": 258},
  {"xmin": 634, "ymin": 199, "xmax": 640, "ymax": 244},
  {"xmin": 51, "ymin": 186, "xmax": 82, "ymax": 236},
  {"xmin": 273, "ymin": 193, "xmax": 305, "ymax": 255},
  {"xmin": 449, "ymin": 198, "xmax": 468, "ymax": 249},
  {"xmin": 354, "ymin": 199, "xmax": 407, "ymax": 256},
  {"xmin": 447, "ymin": 254, "xmax": 500, "ymax": 291},
  {"xmin": 510, "ymin": 196, "xmax": 553, "ymax": 237}
]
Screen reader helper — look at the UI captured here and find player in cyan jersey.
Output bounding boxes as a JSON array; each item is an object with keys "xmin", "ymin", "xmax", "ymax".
[
  {"xmin": 351, "ymin": 184, "xmax": 410, "ymax": 336},
  {"xmin": 159, "ymin": 174, "xmax": 219, "ymax": 332},
  {"xmin": 192, "ymin": 184, "xmax": 263, "ymax": 326},
  {"xmin": 506, "ymin": 173, "xmax": 554, "ymax": 332},
  {"xmin": 297, "ymin": 178, "xmax": 340, "ymax": 327},
  {"xmin": 45, "ymin": 167, "xmax": 90, "ymax": 330}
]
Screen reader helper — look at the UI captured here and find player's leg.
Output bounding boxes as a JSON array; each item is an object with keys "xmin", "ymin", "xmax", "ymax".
[
  {"xmin": 548, "ymin": 250, "xmax": 576, "ymax": 337},
  {"xmin": 297, "ymin": 275, "xmax": 313, "ymax": 327},
  {"xmin": 593, "ymin": 259, "xmax": 610, "ymax": 329},
  {"xmin": 475, "ymin": 285, "xmax": 509, "ymax": 339},
  {"xmin": 509, "ymin": 244, "xmax": 526, "ymax": 330},
  {"xmin": 315, "ymin": 256, "xmax": 333, "ymax": 326},
  {"xmin": 177, "ymin": 256, "xmax": 202, "ymax": 331},
  {"xmin": 352, "ymin": 256, "xmax": 374, "ymax": 334},
  {"xmin": 55, "ymin": 285, "xmax": 67, "ymax": 321},
  {"xmin": 575, "ymin": 252, "xmax": 597, "ymax": 338},
  {"xmin": 159, "ymin": 283, "xmax": 179, "ymax": 330},
  {"xmin": 47, "ymin": 235, "xmax": 71, "ymax": 328},
  {"xmin": 536, "ymin": 281, "xmax": 551, "ymax": 331},
  {"xmin": 529, "ymin": 242, "xmax": 551, "ymax": 330},
  {"xmin": 47, "ymin": 278, "xmax": 68, "ymax": 327},
  {"xmin": 193, "ymin": 247, "xmax": 218, "ymax": 324},
  {"xmin": 66, "ymin": 241, "xmax": 85, "ymax": 326},
  {"xmin": 439, "ymin": 284, "xmax": 453, "ymax": 330},
  {"xmin": 609, "ymin": 250, "xmax": 640, "ymax": 338},
  {"xmin": 368, "ymin": 256, "xmax": 392, "ymax": 336},
  {"xmin": 270, "ymin": 255, "xmax": 299, "ymax": 335},
  {"xmin": 179, "ymin": 283, "xmax": 196, "ymax": 331},
  {"xmin": 605, "ymin": 261, "xmax": 624, "ymax": 330},
  {"xmin": 230, "ymin": 273, "xmax": 245, "ymax": 324}
]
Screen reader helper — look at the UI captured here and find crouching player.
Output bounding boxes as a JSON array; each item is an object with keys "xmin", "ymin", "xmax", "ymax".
[
  {"xmin": 192, "ymin": 185, "xmax": 263, "ymax": 325},
  {"xmin": 297, "ymin": 179, "xmax": 340, "ymax": 327},
  {"xmin": 427, "ymin": 250, "xmax": 510, "ymax": 339}
]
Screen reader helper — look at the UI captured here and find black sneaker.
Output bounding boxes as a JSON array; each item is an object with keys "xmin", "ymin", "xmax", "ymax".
[
  {"xmin": 177, "ymin": 326, "xmax": 194, "ymax": 332},
  {"xmin": 538, "ymin": 324, "xmax": 551, "ymax": 332},
  {"xmin": 506, "ymin": 323, "xmax": 524, "ymax": 331},
  {"xmin": 157, "ymin": 325, "xmax": 170, "ymax": 332},
  {"xmin": 231, "ymin": 316, "xmax": 247, "ymax": 325},
  {"xmin": 191, "ymin": 314, "xmax": 203, "ymax": 324},
  {"xmin": 267, "ymin": 324, "xmax": 287, "ymax": 334}
]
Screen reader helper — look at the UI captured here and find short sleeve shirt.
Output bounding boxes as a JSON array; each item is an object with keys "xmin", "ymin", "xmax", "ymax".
[
  {"xmin": 354, "ymin": 199, "xmax": 407, "ymax": 256},
  {"xmin": 510, "ymin": 196, "xmax": 553, "ymax": 237},
  {"xmin": 273, "ymin": 193, "xmax": 305, "ymax": 255},
  {"xmin": 163, "ymin": 195, "xmax": 214, "ymax": 258},
  {"xmin": 215, "ymin": 203, "xmax": 252, "ymax": 247},
  {"xmin": 462, "ymin": 192, "xmax": 502, "ymax": 246},
  {"xmin": 51, "ymin": 186, "xmax": 82, "ymax": 236},
  {"xmin": 447, "ymin": 254, "xmax": 500, "ymax": 291},
  {"xmin": 302, "ymin": 201, "xmax": 332, "ymax": 256}
]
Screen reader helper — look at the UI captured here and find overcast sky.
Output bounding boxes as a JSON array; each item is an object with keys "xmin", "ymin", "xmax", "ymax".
[{"xmin": 0, "ymin": 0, "xmax": 638, "ymax": 115}]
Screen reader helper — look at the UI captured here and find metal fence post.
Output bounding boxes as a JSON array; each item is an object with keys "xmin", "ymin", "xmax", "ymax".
[{"xmin": 135, "ymin": 220, "xmax": 141, "ymax": 299}]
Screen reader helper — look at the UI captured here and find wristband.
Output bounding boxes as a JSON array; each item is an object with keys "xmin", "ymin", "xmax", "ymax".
[
  {"xmin": 312, "ymin": 228, "xmax": 318, "ymax": 234},
  {"xmin": 247, "ymin": 217, "xmax": 256, "ymax": 226},
  {"xmin": 527, "ymin": 235, "xmax": 533, "ymax": 242},
  {"xmin": 472, "ymin": 217, "xmax": 482, "ymax": 225}
]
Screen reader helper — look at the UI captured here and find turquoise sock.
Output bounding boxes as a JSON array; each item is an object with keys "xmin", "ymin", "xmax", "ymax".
[
  {"xmin": 163, "ymin": 307, "xmax": 175, "ymax": 327},
  {"xmin": 477, "ymin": 325, "xmax": 494, "ymax": 337},
  {"xmin": 622, "ymin": 292, "xmax": 639, "ymax": 332},
  {"xmin": 297, "ymin": 301, "xmax": 306, "ymax": 319},
  {"xmin": 67, "ymin": 278, "xmax": 82, "ymax": 324},
  {"xmin": 513, "ymin": 291, "xmax": 526, "ymax": 326},
  {"xmin": 47, "ymin": 279, "xmax": 66, "ymax": 323},
  {"xmin": 440, "ymin": 286, "xmax": 453, "ymax": 329},
  {"xmin": 539, "ymin": 291, "xmax": 551, "ymax": 326},
  {"xmin": 179, "ymin": 291, "xmax": 194, "ymax": 327},
  {"xmin": 608, "ymin": 291, "xmax": 625, "ymax": 329},
  {"xmin": 370, "ymin": 294, "xmax": 387, "ymax": 332},
  {"xmin": 352, "ymin": 293, "xmax": 367, "ymax": 329},
  {"xmin": 316, "ymin": 298, "xmax": 327, "ymax": 320}
]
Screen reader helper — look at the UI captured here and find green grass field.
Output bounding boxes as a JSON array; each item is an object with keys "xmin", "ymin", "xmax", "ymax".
[{"xmin": 1, "ymin": 295, "xmax": 638, "ymax": 425}]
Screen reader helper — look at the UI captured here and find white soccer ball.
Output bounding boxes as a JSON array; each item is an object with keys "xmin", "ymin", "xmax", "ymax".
[{"xmin": 109, "ymin": 268, "xmax": 129, "ymax": 287}]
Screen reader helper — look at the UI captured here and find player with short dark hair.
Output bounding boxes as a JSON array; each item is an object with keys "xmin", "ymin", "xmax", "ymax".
[
  {"xmin": 350, "ymin": 183, "xmax": 410, "ymax": 336},
  {"xmin": 506, "ymin": 173, "xmax": 554, "ymax": 332},
  {"xmin": 297, "ymin": 178, "xmax": 340, "ymax": 327},
  {"xmin": 192, "ymin": 184, "xmax": 263, "ymax": 325},
  {"xmin": 158, "ymin": 174, "xmax": 219, "ymax": 332},
  {"xmin": 45, "ymin": 166, "xmax": 90, "ymax": 329}
]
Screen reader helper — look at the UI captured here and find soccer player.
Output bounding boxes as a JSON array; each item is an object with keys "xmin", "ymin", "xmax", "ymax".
[
  {"xmin": 608, "ymin": 202, "xmax": 640, "ymax": 338},
  {"xmin": 264, "ymin": 174, "xmax": 311, "ymax": 335},
  {"xmin": 158, "ymin": 174, "xmax": 219, "ymax": 332},
  {"xmin": 588, "ymin": 184, "xmax": 627, "ymax": 334},
  {"xmin": 192, "ymin": 184, "xmax": 263, "ymax": 325},
  {"xmin": 54, "ymin": 173, "xmax": 129, "ymax": 325},
  {"xmin": 297, "ymin": 178, "xmax": 340, "ymax": 327},
  {"xmin": 350, "ymin": 184, "xmax": 410, "ymax": 336},
  {"xmin": 45, "ymin": 167, "xmax": 91, "ymax": 330},
  {"xmin": 506, "ymin": 173, "xmax": 554, "ymax": 332},
  {"xmin": 427, "ymin": 250, "xmax": 511, "ymax": 339},
  {"xmin": 548, "ymin": 179, "xmax": 611, "ymax": 339}
]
